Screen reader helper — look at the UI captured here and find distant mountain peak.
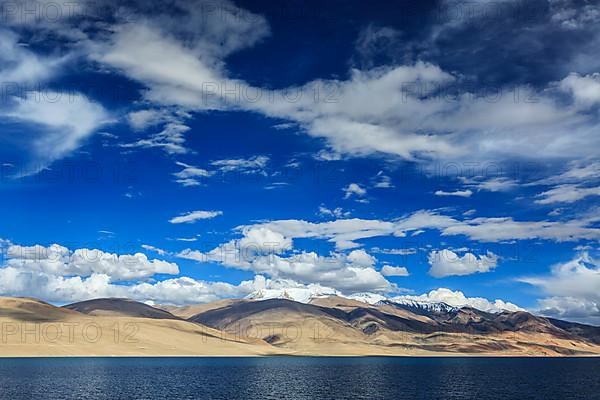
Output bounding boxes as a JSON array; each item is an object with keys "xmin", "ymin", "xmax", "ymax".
[
  {"xmin": 246, "ymin": 287, "xmax": 520, "ymax": 315},
  {"xmin": 346, "ymin": 292, "xmax": 387, "ymax": 305},
  {"xmin": 382, "ymin": 298, "xmax": 458, "ymax": 314},
  {"xmin": 245, "ymin": 286, "xmax": 340, "ymax": 303}
]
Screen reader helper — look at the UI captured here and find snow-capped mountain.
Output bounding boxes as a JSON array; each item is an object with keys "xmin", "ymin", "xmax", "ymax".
[
  {"xmin": 381, "ymin": 298, "xmax": 457, "ymax": 314},
  {"xmin": 346, "ymin": 292, "xmax": 387, "ymax": 305},
  {"xmin": 245, "ymin": 286, "xmax": 520, "ymax": 314},
  {"xmin": 245, "ymin": 287, "xmax": 340, "ymax": 304},
  {"xmin": 245, "ymin": 288, "xmax": 455, "ymax": 312}
]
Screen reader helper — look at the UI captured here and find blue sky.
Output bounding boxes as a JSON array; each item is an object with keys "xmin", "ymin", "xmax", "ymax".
[{"xmin": 0, "ymin": 0, "xmax": 600, "ymax": 323}]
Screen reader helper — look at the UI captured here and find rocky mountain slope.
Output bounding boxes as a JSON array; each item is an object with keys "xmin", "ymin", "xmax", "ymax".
[
  {"xmin": 1, "ymin": 295, "xmax": 599, "ymax": 356},
  {"xmin": 184, "ymin": 294, "xmax": 600, "ymax": 356}
]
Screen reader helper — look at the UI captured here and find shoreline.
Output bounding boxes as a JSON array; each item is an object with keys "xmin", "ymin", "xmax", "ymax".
[{"xmin": 1, "ymin": 353, "xmax": 599, "ymax": 358}]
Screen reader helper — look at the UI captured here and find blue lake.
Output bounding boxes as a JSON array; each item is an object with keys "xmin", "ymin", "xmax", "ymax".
[{"xmin": 0, "ymin": 357, "xmax": 598, "ymax": 399}]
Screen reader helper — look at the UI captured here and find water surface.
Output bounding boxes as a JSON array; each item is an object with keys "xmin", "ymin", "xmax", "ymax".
[{"xmin": 0, "ymin": 357, "xmax": 598, "ymax": 400}]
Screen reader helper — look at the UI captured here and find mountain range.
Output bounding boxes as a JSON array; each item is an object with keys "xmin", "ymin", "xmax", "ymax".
[{"xmin": 1, "ymin": 292, "xmax": 599, "ymax": 357}]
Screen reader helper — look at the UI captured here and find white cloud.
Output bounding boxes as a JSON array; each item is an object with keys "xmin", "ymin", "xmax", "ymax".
[
  {"xmin": 467, "ymin": 177, "xmax": 518, "ymax": 192},
  {"xmin": 0, "ymin": 28, "xmax": 63, "ymax": 83},
  {"xmin": 141, "ymin": 244, "xmax": 168, "ymax": 256},
  {"xmin": 15, "ymin": 2, "xmax": 600, "ymax": 164},
  {"xmin": 0, "ymin": 240, "xmax": 290, "ymax": 305},
  {"xmin": 428, "ymin": 249, "xmax": 498, "ymax": 278},
  {"xmin": 559, "ymin": 73, "xmax": 600, "ymax": 108},
  {"xmin": 128, "ymin": 109, "xmax": 171, "ymax": 131},
  {"xmin": 174, "ymin": 237, "xmax": 198, "ymax": 242},
  {"xmin": 531, "ymin": 161, "xmax": 600, "ymax": 186},
  {"xmin": 0, "ymin": 28, "xmax": 110, "ymax": 170},
  {"xmin": 392, "ymin": 288, "xmax": 523, "ymax": 313},
  {"xmin": 4, "ymin": 243, "xmax": 179, "ymax": 282},
  {"xmin": 371, "ymin": 247, "xmax": 416, "ymax": 256},
  {"xmin": 177, "ymin": 237, "xmax": 394, "ymax": 293},
  {"xmin": 211, "ymin": 156, "xmax": 269, "ymax": 175},
  {"xmin": 381, "ymin": 265, "xmax": 410, "ymax": 277},
  {"xmin": 169, "ymin": 210, "xmax": 223, "ymax": 224},
  {"xmin": 5, "ymin": 91, "xmax": 110, "ymax": 170},
  {"xmin": 121, "ymin": 122, "xmax": 191, "ymax": 154},
  {"xmin": 318, "ymin": 206, "xmax": 350, "ymax": 219},
  {"xmin": 249, "ymin": 63, "xmax": 600, "ymax": 162},
  {"xmin": 520, "ymin": 253, "xmax": 600, "ymax": 323},
  {"xmin": 238, "ymin": 210, "xmax": 600, "ymax": 251},
  {"xmin": 438, "ymin": 215, "xmax": 600, "ymax": 242},
  {"xmin": 239, "ymin": 218, "xmax": 399, "ymax": 251},
  {"xmin": 536, "ymin": 296, "xmax": 600, "ymax": 324},
  {"xmin": 343, "ymin": 183, "xmax": 367, "ymax": 199},
  {"xmin": 237, "ymin": 227, "xmax": 293, "ymax": 254},
  {"xmin": 434, "ymin": 189, "xmax": 473, "ymax": 198},
  {"xmin": 170, "ymin": 156, "xmax": 269, "ymax": 186},
  {"xmin": 373, "ymin": 171, "xmax": 394, "ymax": 188},
  {"xmin": 0, "ymin": 264, "xmax": 270, "ymax": 305},
  {"xmin": 127, "ymin": 275, "xmax": 264, "ymax": 305},
  {"xmin": 530, "ymin": 162, "xmax": 600, "ymax": 205},
  {"xmin": 173, "ymin": 161, "xmax": 212, "ymax": 186},
  {"xmin": 346, "ymin": 249, "xmax": 376, "ymax": 267},
  {"xmin": 88, "ymin": 0, "xmax": 269, "ymax": 110},
  {"xmin": 354, "ymin": 24, "xmax": 401, "ymax": 68},
  {"xmin": 535, "ymin": 184, "xmax": 600, "ymax": 204}
]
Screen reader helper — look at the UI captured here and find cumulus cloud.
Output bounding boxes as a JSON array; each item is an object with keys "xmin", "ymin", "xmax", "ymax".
[
  {"xmin": 559, "ymin": 73, "xmax": 600, "ymax": 108},
  {"xmin": 4, "ymin": 243, "xmax": 179, "ymax": 281},
  {"xmin": 202, "ymin": 250, "xmax": 391, "ymax": 293},
  {"xmin": 169, "ymin": 210, "xmax": 223, "ymax": 224},
  {"xmin": 177, "ymin": 233, "xmax": 394, "ymax": 293},
  {"xmin": 520, "ymin": 253, "xmax": 600, "ymax": 323},
  {"xmin": 1, "ymin": 241, "xmax": 325, "ymax": 305},
  {"xmin": 392, "ymin": 288, "xmax": 523, "ymax": 313},
  {"xmin": 343, "ymin": 183, "xmax": 368, "ymax": 202},
  {"xmin": 428, "ymin": 249, "xmax": 498, "ymax": 278},
  {"xmin": 381, "ymin": 265, "xmax": 410, "ymax": 277},
  {"xmin": 0, "ymin": 264, "xmax": 271, "ymax": 305}
]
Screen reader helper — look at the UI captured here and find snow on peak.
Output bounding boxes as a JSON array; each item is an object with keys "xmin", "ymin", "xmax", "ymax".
[
  {"xmin": 245, "ymin": 286, "xmax": 340, "ymax": 304},
  {"xmin": 389, "ymin": 289, "xmax": 524, "ymax": 313},
  {"xmin": 346, "ymin": 293, "xmax": 457, "ymax": 313},
  {"xmin": 346, "ymin": 292, "xmax": 387, "ymax": 305},
  {"xmin": 245, "ymin": 284, "xmax": 523, "ymax": 314},
  {"xmin": 384, "ymin": 298, "xmax": 457, "ymax": 314}
]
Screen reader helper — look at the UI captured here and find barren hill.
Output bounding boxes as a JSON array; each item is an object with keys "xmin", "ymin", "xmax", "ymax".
[
  {"xmin": 64, "ymin": 298, "xmax": 180, "ymax": 320},
  {"xmin": 0, "ymin": 297, "xmax": 282, "ymax": 357},
  {"xmin": 2, "ymin": 295, "xmax": 600, "ymax": 357}
]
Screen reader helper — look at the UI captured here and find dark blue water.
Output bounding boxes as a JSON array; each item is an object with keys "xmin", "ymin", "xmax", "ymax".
[{"xmin": 0, "ymin": 357, "xmax": 598, "ymax": 400}]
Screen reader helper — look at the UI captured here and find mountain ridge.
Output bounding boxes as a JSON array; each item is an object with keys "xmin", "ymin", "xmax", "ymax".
[{"xmin": 1, "ymin": 295, "xmax": 599, "ymax": 356}]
